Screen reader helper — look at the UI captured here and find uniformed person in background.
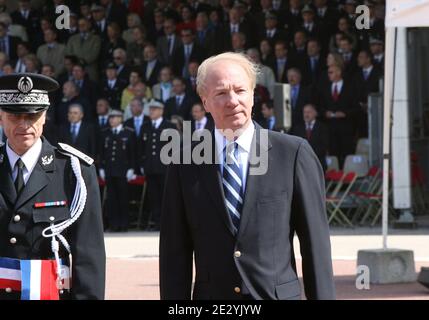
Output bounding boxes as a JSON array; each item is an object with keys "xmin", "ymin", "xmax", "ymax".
[
  {"xmin": 0, "ymin": 73, "xmax": 105, "ymax": 300},
  {"xmin": 140, "ymin": 99, "xmax": 175, "ymax": 231},
  {"xmin": 99, "ymin": 110, "xmax": 136, "ymax": 232}
]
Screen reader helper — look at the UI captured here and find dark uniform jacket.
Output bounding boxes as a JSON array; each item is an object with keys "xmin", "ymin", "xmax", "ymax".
[
  {"xmin": 141, "ymin": 119, "xmax": 176, "ymax": 176},
  {"xmin": 0, "ymin": 138, "xmax": 106, "ymax": 300},
  {"xmin": 99, "ymin": 126, "xmax": 136, "ymax": 177}
]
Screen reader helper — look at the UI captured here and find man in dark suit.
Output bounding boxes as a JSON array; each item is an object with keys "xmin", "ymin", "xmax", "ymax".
[
  {"xmin": 10, "ymin": 0, "xmax": 40, "ymax": 50},
  {"xmin": 172, "ymin": 29, "xmax": 205, "ymax": 78},
  {"xmin": 221, "ymin": 7, "xmax": 252, "ymax": 52},
  {"xmin": 0, "ymin": 73, "xmax": 105, "ymax": 300},
  {"xmin": 112, "ymin": 48, "xmax": 131, "ymax": 86},
  {"xmin": 195, "ymin": 12, "xmax": 219, "ymax": 57},
  {"xmin": 270, "ymin": 40, "xmax": 296, "ymax": 83},
  {"xmin": 140, "ymin": 99, "xmax": 176, "ymax": 231},
  {"xmin": 287, "ymin": 68, "xmax": 311, "ymax": 130},
  {"xmin": 190, "ymin": 101, "xmax": 214, "ymax": 134},
  {"xmin": 141, "ymin": 44, "xmax": 163, "ymax": 88},
  {"xmin": 353, "ymin": 50, "xmax": 382, "ymax": 138},
  {"xmin": 71, "ymin": 62, "xmax": 98, "ymax": 109},
  {"xmin": 291, "ymin": 104, "xmax": 329, "ymax": 171},
  {"xmin": 301, "ymin": 38, "xmax": 325, "ymax": 86},
  {"xmin": 156, "ymin": 18, "xmax": 181, "ymax": 66},
  {"xmin": 300, "ymin": 5, "xmax": 327, "ymax": 51},
  {"xmin": 160, "ymin": 52, "xmax": 335, "ymax": 300},
  {"xmin": 99, "ymin": 63, "xmax": 127, "ymax": 110},
  {"xmin": 318, "ymin": 64, "xmax": 359, "ymax": 167},
  {"xmin": 369, "ymin": 37, "xmax": 384, "ymax": 73},
  {"xmin": 164, "ymin": 77, "xmax": 196, "ymax": 121},
  {"xmin": 258, "ymin": 11, "xmax": 288, "ymax": 47},
  {"xmin": 313, "ymin": 0, "xmax": 340, "ymax": 36},
  {"xmin": 0, "ymin": 22, "xmax": 20, "ymax": 62},
  {"xmin": 100, "ymin": 0, "xmax": 128, "ymax": 30},
  {"xmin": 58, "ymin": 103, "xmax": 97, "ymax": 159},
  {"xmin": 55, "ymin": 81, "xmax": 91, "ymax": 126},
  {"xmin": 283, "ymin": 0, "xmax": 303, "ymax": 37},
  {"xmin": 258, "ymin": 100, "xmax": 277, "ymax": 131},
  {"xmin": 338, "ymin": 35, "xmax": 358, "ymax": 76},
  {"xmin": 91, "ymin": 4, "xmax": 108, "ymax": 41}
]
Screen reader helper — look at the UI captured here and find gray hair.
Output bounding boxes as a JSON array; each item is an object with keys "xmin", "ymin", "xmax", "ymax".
[{"xmin": 196, "ymin": 52, "xmax": 260, "ymax": 97}]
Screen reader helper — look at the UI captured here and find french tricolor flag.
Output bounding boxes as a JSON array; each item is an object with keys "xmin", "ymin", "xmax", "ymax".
[
  {"xmin": 20, "ymin": 260, "xmax": 60, "ymax": 300},
  {"xmin": 0, "ymin": 257, "xmax": 21, "ymax": 291}
]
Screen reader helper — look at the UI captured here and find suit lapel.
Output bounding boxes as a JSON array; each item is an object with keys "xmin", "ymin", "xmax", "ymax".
[
  {"xmin": 238, "ymin": 124, "xmax": 272, "ymax": 238},
  {"xmin": 14, "ymin": 139, "xmax": 55, "ymax": 210},
  {"xmin": 0, "ymin": 146, "xmax": 17, "ymax": 206}
]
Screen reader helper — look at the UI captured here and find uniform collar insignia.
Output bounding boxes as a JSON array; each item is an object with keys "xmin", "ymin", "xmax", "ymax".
[
  {"xmin": 41, "ymin": 154, "xmax": 54, "ymax": 166},
  {"xmin": 39, "ymin": 150, "xmax": 55, "ymax": 171}
]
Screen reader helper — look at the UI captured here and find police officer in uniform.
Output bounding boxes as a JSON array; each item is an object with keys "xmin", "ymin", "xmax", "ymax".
[
  {"xmin": 99, "ymin": 110, "xmax": 136, "ymax": 232},
  {"xmin": 0, "ymin": 73, "xmax": 105, "ymax": 300},
  {"xmin": 141, "ymin": 99, "xmax": 176, "ymax": 231}
]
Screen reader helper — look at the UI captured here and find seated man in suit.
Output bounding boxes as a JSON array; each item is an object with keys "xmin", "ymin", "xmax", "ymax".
[
  {"xmin": 291, "ymin": 104, "xmax": 329, "ymax": 171},
  {"xmin": 160, "ymin": 52, "xmax": 335, "ymax": 300},
  {"xmin": 58, "ymin": 103, "xmax": 96, "ymax": 159}
]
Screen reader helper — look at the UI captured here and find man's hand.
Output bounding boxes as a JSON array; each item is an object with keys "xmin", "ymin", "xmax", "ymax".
[
  {"xmin": 99, "ymin": 169, "xmax": 106, "ymax": 180},
  {"xmin": 335, "ymin": 111, "xmax": 346, "ymax": 118},
  {"xmin": 126, "ymin": 169, "xmax": 136, "ymax": 181},
  {"xmin": 325, "ymin": 111, "xmax": 334, "ymax": 118}
]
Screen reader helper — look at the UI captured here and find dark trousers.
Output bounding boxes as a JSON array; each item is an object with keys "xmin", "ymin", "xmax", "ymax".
[
  {"xmin": 146, "ymin": 174, "xmax": 165, "ymax": 229},
  {"xmin": 106, "ymin": 176, "xmax": 129, "ymax": 230},
  {"xmin": 328, "ymin": 122, "xmax": 356, "ymax": 168}
]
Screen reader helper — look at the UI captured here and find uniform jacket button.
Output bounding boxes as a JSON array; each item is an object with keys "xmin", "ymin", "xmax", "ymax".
[
  {"xmin": 5, "ymin": 288, "xmax": 12, "ymax": 293},
  {"xmin": 13, "ymin": 215, "xmax": 21, "ymax": 222},
  {"xmin": 10, "ymin": 237, "xmax": 17, "ymax": 244},
  {"xmin": 152, "ymin": 152, "xmax": 156, "ymax": 155},
  {"xmin": 234, "ymin": 251, "xmax": 241, "ymax": 258},
  {"xmin": 234, "ymin": 287, "xmax": 241, "ymax": 294}
]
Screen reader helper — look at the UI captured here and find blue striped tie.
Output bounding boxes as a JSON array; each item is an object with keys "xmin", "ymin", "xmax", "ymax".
[{"xmin": 222, "ymin": 142, "xmax": 243, "ymax": 232}]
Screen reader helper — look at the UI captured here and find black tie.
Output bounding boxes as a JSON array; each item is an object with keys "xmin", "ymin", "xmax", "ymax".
[{"xmin": 15, "ymin": 158, "xmax": 25, "ymax": 195}]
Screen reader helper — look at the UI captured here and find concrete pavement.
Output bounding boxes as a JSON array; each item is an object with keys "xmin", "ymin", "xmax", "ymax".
[{"xmin": 104, "ymin": 228, "xmax": 429, "ymax": 299}]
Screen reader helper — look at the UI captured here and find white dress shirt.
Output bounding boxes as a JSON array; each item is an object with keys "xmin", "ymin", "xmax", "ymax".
[
  {"xmin": 195, "ymin": 116, "xmax": 207, "ymax": 130},
  {"xmin": 152, "ymin": 117, "xmax": 163, "ymax": 129},
  {"xmin": 112, "ymin": 124, "xmax": 123, "ymax": 134},
  {"xmin": 331, "ymin": 79, "xmax": 343, "ymax": 95},
  {"xmin": 215, "ymin": 122, "xmax": 255, "ymax": 193},
  {"xmin": 7, "ymin": 138, "xmax": 42, "ymax": 185}
]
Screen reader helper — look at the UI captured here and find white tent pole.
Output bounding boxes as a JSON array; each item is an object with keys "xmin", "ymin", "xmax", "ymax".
[{"xmin": 382, "ymin": 27, "xmax": 397, "ymax": 249}]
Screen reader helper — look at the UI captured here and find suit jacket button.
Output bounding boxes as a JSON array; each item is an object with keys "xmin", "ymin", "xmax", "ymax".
[
  {"xmin": 14, "ymin": 215, "xmax": 21, "ymax": 222},
  {"xmin": 10, "ymin": 237, "xmax": 17, "ymax": 244},
  {"xmin": 152, "ymin": 145, "xmax": 156, "ymax": 149},
  {"xmin": 234, "ymin": 287, "xmax": 241, "ymax": 294},
  {"xmin": 5, "ymin": 288, "xmax": 12, "ymax": 293},
  {"xmin": 49, "ymin": 216, "xmax": 55, "ymax": 222},
  {"xmin": 234, "ymin": 251, "xmax": 241, "ymax": 258},
  {"xmin": 152, "ymin": 139, "xmax": 156, "ymax": 142},
  {"xmin": 152, "ymin": 152, "xmax": 156, "ymax": 155}
]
